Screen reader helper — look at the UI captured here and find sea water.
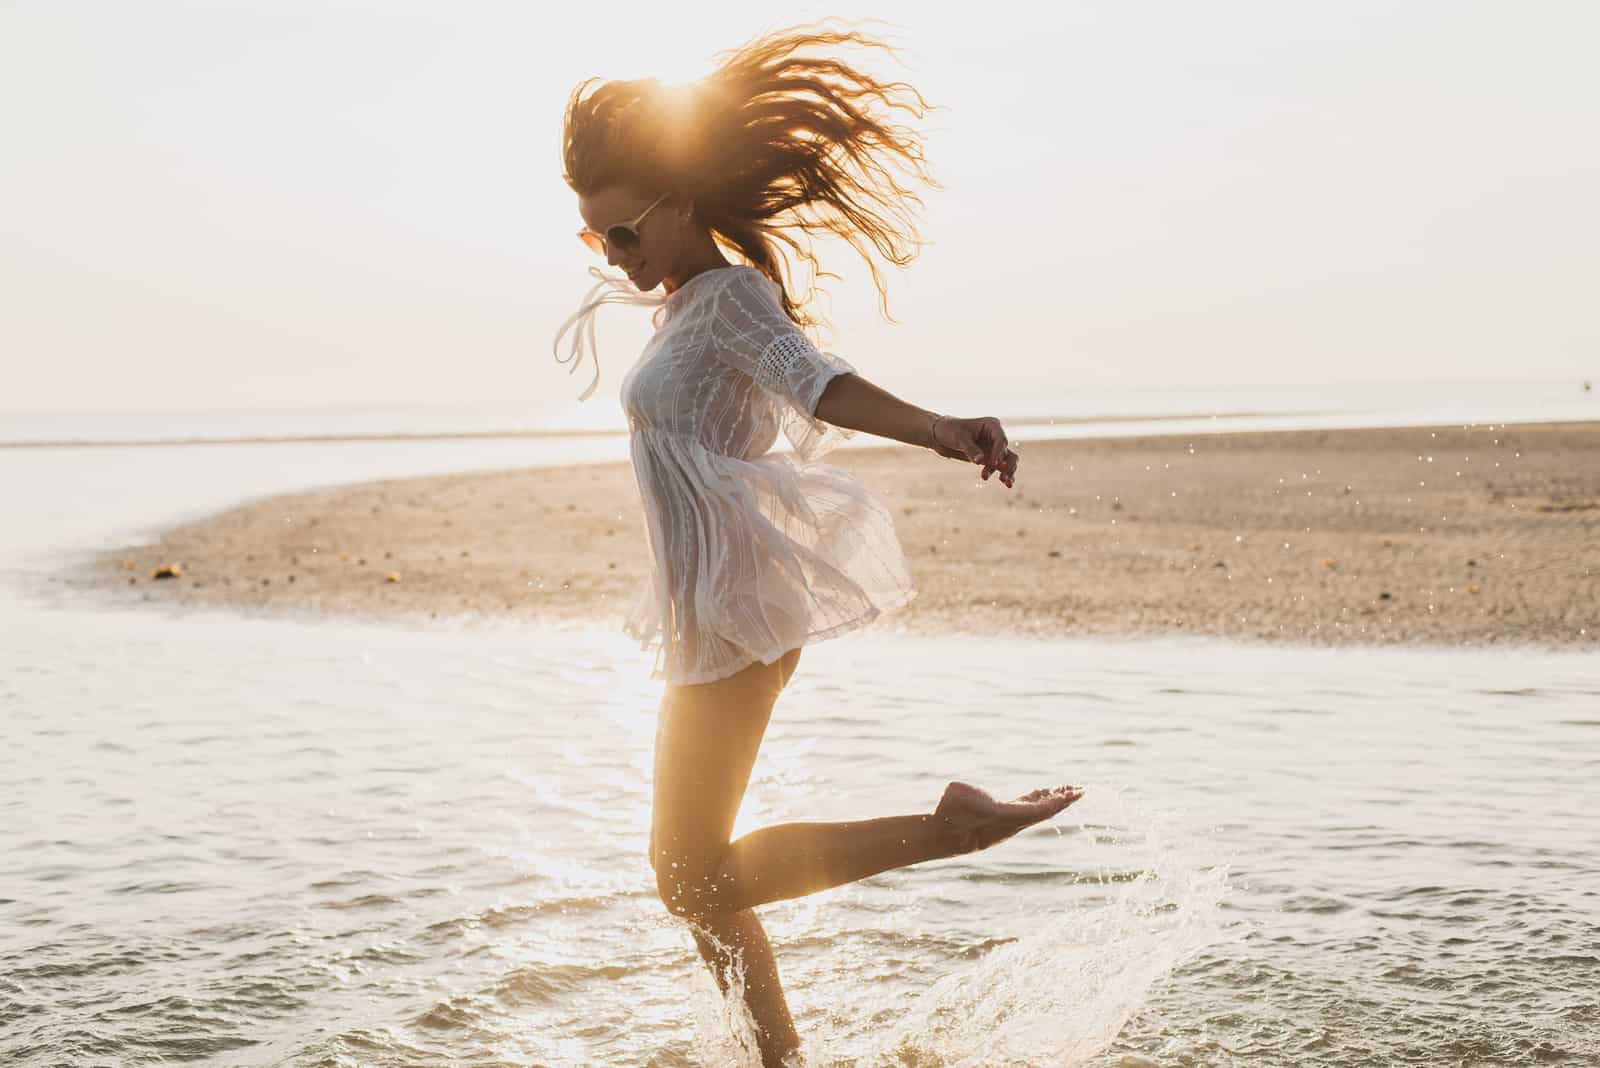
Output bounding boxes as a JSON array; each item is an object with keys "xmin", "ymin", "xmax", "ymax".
[
  {"xmin": 3, "ymin": 606, "xmax": 1595, "ymax": 1066},
  {"xmin": 2, "ymin": 414, "xmax": 1597, "ymax": 1066}
]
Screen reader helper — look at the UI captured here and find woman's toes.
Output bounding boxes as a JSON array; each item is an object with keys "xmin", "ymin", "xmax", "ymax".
[{"xmin": 1016, "ymin": 785, "xmax": 1081, "ymax": 806}]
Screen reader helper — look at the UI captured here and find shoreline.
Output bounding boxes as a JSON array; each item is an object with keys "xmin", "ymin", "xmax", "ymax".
[
  {"xmin": 56, "ymin": 420, "xmax": 1600, "ymax": 649},
  {"xmin": 0, "ymin": 408, "xmax": 1326, "ymax": 450}
]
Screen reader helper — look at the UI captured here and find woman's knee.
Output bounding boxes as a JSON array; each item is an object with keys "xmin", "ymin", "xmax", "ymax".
[{"xmin": 653, "ymin": 850, "xmax": 733, "ymax": 919}]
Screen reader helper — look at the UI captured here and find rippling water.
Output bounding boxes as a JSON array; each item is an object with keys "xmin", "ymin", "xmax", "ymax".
[
  {"xmin": 3, "ymin": 602, "xmax": 1596, "ymax": 1066},
  {"xmin": 2, "ymin": 426, "xmax": 1598, "ymax": 1066}
]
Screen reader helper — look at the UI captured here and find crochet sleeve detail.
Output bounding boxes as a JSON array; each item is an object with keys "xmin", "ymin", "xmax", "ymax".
[{"xmin": 708, "ymin": 268, "xmax": 857, "ymax": 462}]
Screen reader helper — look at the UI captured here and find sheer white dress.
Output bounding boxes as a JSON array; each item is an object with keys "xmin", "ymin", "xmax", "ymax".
[{"xmin": 554, "ymin": 263, "xmax": 917, "ymax": 685}]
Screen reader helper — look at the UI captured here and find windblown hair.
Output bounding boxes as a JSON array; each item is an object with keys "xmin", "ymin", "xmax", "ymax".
[{"xmin": 560, "ymin": 19, "xmax": 943, "ymax": 329}]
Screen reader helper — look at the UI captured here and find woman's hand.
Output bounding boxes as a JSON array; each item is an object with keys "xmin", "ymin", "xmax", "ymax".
[{"xmin": 931, "ymin": 415, "xmax": 1019, "ymax": 489}]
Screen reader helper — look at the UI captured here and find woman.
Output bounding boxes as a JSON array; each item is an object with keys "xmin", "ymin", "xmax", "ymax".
[{"xmin": 555, "ymin": 22, "xmax": 1083, "ymax": 1066}]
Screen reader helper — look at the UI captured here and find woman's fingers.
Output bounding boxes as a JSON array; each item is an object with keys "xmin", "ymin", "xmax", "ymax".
[
  {"xmin": 981, "ymin": 450, "xmax": 1018, "ymax": 483},
  {"xmin": 983, "ymin": 418, "xmax": 1008, "ymax": 467},
  {"xmin": 947, "ymin": 417, "xmax": 1018, "ymax": 488},
  {"xmin": 976, "ymin": 418, "xmax": 1014, "ymax": 484},
  {"xmin": 987, "ymin": 447, "xmax": 1018, "ymax": 487}
]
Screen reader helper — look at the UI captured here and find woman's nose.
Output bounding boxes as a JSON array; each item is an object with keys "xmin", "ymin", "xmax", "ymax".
[{"xmin": 605, "ymin": 243, "xmax": 625, "ymax": 267}]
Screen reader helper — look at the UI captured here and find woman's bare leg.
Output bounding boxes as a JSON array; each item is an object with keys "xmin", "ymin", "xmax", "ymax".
[
  {"xmin": 651, "ymin": 647, "xmax": 805, "ymax": 1067},
  {"xmin": 713, "ymin": 780, "xmax": 1084, "ymax": 913},
  {"xmin": 684, "ymin": 907, "xmax": 798, "ymax": 1063},
  {"xmin": 650, "ymin": 647, "xmax": 1082, "ymax": 1065}
]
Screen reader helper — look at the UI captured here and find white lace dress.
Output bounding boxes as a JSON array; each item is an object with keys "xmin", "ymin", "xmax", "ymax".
[{"xmin": 554, "ymin": 263, "xmax": 917, "ymax": 685}]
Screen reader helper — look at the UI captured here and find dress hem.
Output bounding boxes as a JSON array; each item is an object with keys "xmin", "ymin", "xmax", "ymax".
[{"xmin": 638, "ymin": 583, "xmax": 919, "ymax": 687}]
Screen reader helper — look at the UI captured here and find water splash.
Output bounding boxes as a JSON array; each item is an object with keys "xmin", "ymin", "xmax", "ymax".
[
  {"xmin": 686, "ymin": 920, "xmax": 771, "ymax": 1067},
  {"xmin": 681, "ymin": 790, "xmax": 1234, "ymax": 1068},
  {"xmin": 872, "ymin": 794, "xmax": 1231, "ymax": 1067}
]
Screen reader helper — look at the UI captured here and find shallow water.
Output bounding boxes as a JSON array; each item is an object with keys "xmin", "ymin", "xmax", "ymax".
[
  {"xmin": 3, "ymin": 604, "xmax": 1596, "ymax": 1066},
  {"xmin": 2, "ymin": 425, "xmax": 1598, "ymax": 1066}
]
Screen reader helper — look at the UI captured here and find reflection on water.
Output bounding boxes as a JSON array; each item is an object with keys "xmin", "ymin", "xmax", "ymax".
[{"xmin": 3, "ymin": 603, "xmax": 1596, "ymax": 1066}]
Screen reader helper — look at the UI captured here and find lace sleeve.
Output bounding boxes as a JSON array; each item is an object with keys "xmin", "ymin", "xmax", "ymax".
[{"xmin": 707, "ymin": 267, "xmax": 858, "ymax": 462}]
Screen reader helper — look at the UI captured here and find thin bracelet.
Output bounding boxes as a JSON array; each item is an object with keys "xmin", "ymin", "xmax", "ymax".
[{"xmin": 928, "ymin": 413, "xmax": 946, "ymax": 450}]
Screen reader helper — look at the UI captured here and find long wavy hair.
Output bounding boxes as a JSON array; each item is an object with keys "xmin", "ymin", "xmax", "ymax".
[{"xmin": 560, "ymin": 19, "xmax": 943, "ymax": 329}]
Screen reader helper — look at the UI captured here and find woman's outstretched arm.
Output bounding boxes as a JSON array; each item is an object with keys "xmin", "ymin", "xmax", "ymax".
[
  {"xmin": 813, "ymin": 372, "xmax": 938, "ymax": 449},
  {"xmin": 814, "ymin": 372, "xmax": 1021, "ymax": 487}
]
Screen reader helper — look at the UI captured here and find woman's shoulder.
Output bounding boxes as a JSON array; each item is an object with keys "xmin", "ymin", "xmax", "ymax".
[
  {"xmin": 704, "ymin": 265, "xmax": 791, "ymax": 320},
  {"xmin": 688, "ymin": 264, "xmax": 778, "ymax": 298},
  {"xmin": 664, "ymin": 266, "xmax": 782, "ymax": 329},
  {"xmin": 661, "ymin": 264, "xmax": 749, "ymax": 313}
]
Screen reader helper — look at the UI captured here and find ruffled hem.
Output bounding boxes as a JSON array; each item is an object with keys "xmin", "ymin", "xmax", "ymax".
[
  {"xmin": 630, "ymin": 582, "xmax": 918, "ymax": 687},
  {"xmin": 621, "ymin": 426, "xmax": 916, "ymax": 686}
]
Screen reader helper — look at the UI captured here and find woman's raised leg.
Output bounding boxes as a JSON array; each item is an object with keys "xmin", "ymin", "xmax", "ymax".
[
  {"xmin": 710, "ymin": 779, "xmax": 1084, "ymax": 913},
  {"xmin": 649, "ymin": 645, "xmax": 1082, "ymax": 1065}
]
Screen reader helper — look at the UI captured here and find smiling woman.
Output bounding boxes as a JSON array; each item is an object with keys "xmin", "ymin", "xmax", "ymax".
[{"xmin": 549, "ymin": 19, "xmax": 1055, "ymax": 1068}]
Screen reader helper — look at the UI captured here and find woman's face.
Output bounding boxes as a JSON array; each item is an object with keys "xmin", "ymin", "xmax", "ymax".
[{"xmin": 576, "ymin": 185, "xmax": 684, "ymax": 292}]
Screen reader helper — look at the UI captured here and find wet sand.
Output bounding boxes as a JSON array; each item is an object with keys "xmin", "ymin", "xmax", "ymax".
[{"xmin": 70, "ymin": 421, "xmax": 1599, "ymax": 648}]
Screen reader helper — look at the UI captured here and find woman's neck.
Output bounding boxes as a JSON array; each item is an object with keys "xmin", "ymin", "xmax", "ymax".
[{"xmin": 662, "ymin": 237, "xmax": 734, "ymax": 296}]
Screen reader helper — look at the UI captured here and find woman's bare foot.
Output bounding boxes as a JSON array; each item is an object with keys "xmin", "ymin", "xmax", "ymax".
[{"xmin": 933, "ymin": 780, "xmax": 1084, "ymax": 855}]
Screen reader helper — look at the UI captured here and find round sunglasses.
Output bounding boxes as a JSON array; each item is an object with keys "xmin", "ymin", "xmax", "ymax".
[{"xmin": 577, "ymin": 191, "xmax": 670, "ymax": 256}]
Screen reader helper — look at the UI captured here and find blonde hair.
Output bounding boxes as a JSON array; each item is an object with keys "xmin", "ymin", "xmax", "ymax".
[{"xmin": 560, "ymin": 18, "xmax": 943, "ymax": 328}]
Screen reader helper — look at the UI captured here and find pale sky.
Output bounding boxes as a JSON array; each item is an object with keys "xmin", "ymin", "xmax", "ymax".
[{"xmin": 2, "ymin": 0, "xmax": 1595, "ymax": 422}]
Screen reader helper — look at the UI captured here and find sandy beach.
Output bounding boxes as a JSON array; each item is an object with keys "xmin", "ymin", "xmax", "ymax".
[{"xmin": 69, "ymin": 420, "xmax": 1599, "ymax": 648}]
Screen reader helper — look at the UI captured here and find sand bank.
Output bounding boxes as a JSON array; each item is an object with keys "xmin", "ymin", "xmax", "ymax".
[{"xmin": 70, "ymin": 421, "xmax": 1599, "ymax": 648}]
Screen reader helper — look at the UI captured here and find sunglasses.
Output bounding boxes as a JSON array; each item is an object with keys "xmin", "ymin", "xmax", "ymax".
[{"xmin": 577, "ymin": 191, "xmax": 670, "ymax": 256}]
